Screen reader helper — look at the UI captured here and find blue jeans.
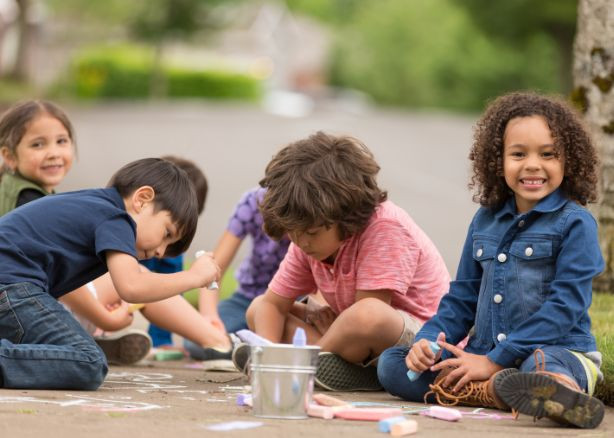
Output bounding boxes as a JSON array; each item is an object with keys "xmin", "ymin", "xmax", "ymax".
[
  {"xmin": 377, "ymin": 345, "xmax": 589, "ymax": 402},
  {"xmin": 184, "ymin": 292, "xmax": 252, "ymax": 359},
  {"xmin": 0, "ymin": 283, "xmax": 108, "ymax": 389}
]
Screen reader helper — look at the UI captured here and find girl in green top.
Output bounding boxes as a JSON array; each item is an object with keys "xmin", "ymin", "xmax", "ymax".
[{"xmin": 0, "ymin": 100, "xmax": 75, "ymax": 215}]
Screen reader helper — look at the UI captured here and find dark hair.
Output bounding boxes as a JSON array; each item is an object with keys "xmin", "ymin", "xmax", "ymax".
[
  {"xmin": 0, "ymin": 100, "xmax": 76, "ymax": 175},
  {"xmin": 470, "ymin": 91, "xmax": 599, "ymax": 209},
  {"xmin": 259, "ymin": 131, "xmax": 387, "ymax": 240},
  {"xmin": 161, "ymin": 155, "xmax": 208, "ymax": 214},
  {"xmin": 107, "ymin": 158, "xmax": 198, "ymax": 257}
]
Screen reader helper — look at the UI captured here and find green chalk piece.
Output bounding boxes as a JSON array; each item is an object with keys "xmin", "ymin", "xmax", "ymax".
[{"xmin": 154, "ymin": 350, "xmax": 185, "ymax": 361}]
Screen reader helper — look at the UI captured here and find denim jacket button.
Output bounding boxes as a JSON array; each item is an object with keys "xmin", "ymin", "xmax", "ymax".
[
  {"xmin": 476, "ymin": 248, "xmax": 483, "ymax": 257},
  {"xmin": 493, "ymin": 294, "xmax": 503, "ymax": 304},
  {"xmin": 524, "ymin": 247, "xmax": 533, "ymax": 257},
  {"xmin": 497, "ymin": 253, "xmax": 507, "ymax": 263},
  {"xmin": 518, "ymin": 220, "xmax": 525, "ymax": 227},
  {"xmin": 497, "ymin": 333, "xmax": 507, "ymax": 342}
]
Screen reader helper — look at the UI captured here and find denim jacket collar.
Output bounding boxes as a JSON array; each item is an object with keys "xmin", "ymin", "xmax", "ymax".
[{"xmin": 494, "ymin": 188, "xmax": 567, "ymax": 220}]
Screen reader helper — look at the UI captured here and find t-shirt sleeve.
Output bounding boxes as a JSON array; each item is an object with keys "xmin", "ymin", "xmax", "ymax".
[
  {"xmin": 227, "ymin": 188, "xmax": 260, "ymax": 239},
  {"xmin": 94, "ymin": 215, "xmax": 137, "ymax": 260},
  {"xmin": 16, "ymin": 189, "xmax": 45, "ymax": 207},
  {"xmin": 355, "ymin": 219, "xmax": 418, "ymax": 294},
  {"xmin": 268, "ymin": 243, "xmax": 317, "ymax": 299}
]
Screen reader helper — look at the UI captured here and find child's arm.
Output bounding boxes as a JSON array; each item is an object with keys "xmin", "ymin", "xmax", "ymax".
[
  {"xmin": 198, "ymin": 230, "xmax": 243, "ymax": 327},
  {"xmin": 106, "ymin": 251, "xmax": 220, "ymax": 303},
  {"xmin": 59, "ymin": 285, "xmax": 133, "ymax": 331},
  {"xmin": 252, "ymin": 288, "xmax": 295, "ymax": 342}
]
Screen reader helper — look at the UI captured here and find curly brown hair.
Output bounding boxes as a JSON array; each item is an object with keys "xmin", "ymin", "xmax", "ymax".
[
  {"xmin": 469, "ymin": 91, "xmax": 599, "ymax": 209},
  {"xmin": 259, "ymin": 131, "xmax": 387, "ymax": 240}
]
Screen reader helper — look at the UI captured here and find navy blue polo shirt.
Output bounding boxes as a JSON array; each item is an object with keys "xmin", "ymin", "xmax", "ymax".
[{"xmin": 0, "ymin": 187, "xmax": 137, "ymax": 298}]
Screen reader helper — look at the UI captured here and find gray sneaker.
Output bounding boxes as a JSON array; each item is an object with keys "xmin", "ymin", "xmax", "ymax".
[
  {"xmin": 315, "ymin": 352, "xmax": 382, "ymax": 391},
  {"xmin": 95, "ymin": 329, "xmax": 152, "ymax": 365}
]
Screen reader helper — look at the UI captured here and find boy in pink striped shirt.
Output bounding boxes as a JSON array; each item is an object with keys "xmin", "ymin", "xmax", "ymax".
[{"xmin": 243, "ymin": 131, "xmax": 450, "ymax": 391}]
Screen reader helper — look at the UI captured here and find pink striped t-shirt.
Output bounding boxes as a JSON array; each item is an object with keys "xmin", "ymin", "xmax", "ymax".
[{"xmin": 268, "ymin": 200, "xmax": 450, "ymax": 322}]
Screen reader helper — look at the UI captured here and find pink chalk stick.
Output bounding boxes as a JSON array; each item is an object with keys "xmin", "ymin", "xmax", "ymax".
[
  {"xmin": 390, "ymin": 419, "xmax": 418, "ymax": 436},
  {"xmin": 307, "ymin": 404, "xmax": 334, "ymax": 419},
  {"xmin": 334, "ymin": 407, "xmax": 403, "ymax": 421},
  {"xmin": 422, "ymin": 406, "xmax": 462, "ymax": 422}
]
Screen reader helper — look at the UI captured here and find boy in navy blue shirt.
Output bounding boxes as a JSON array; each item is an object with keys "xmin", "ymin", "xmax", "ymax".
[{"xmin": 0, "ymin": 158, "xmax": 220, "ymax": 389}]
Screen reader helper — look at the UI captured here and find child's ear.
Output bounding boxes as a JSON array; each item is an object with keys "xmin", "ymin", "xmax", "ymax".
[
  {"xmin": 0, "ymin": 146, "xmax": 17, "ymax": 172},
  {"xmin": 131, "ymin": 186, "xmax": 155, "ymax": 212}
]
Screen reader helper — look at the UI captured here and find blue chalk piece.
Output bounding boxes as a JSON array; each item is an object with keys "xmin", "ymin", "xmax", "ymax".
[
  {"xmin": 378, "ymin": 416, "xmax": 407, "ymax": 433},
  {"xmin": 292, "ymin": 327, "xmax": 307, "ymax": 347},
  {"xmin": 406, "ymin": 341, "xmax": 441, "ymax": 382}
]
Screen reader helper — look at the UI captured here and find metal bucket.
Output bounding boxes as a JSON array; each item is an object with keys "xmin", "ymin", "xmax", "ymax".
[{"xmin": 250, "ymin": 344, "xmax": 320, "ymax": 419}]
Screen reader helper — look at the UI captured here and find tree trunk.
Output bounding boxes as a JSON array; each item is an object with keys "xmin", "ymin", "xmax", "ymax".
[
  {"xmin": 10, "ymin": 0, "xmax": 33, "ymax": 81},
  {"xmin": 573, "ymin": 0, "xmax": 614, "ymax": 292}
]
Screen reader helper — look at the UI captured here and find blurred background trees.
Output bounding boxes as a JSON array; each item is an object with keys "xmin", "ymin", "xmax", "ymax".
[{"xmin": 0, "ymin": 0, "xmax": 580, "ymax": 112}]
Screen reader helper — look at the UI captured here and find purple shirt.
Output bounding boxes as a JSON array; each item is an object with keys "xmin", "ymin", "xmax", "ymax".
[{"xmin": 228, "ymin": 187, "xmax": 290, "ymax": 299}]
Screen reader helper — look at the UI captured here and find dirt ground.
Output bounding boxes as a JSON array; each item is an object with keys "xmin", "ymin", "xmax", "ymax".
[{"xmin": 0, "ymin": 358, "xmax": 611, "ymax": 438}]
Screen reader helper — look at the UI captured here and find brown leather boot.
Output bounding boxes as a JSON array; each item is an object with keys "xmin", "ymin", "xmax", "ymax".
[
  {"xmin": 425, "ymin": 367, "xmax": 517, "ymax": 410},
  {"xmin": 497, "ymin": 350, "xmax": 604, "ymax": 429}
]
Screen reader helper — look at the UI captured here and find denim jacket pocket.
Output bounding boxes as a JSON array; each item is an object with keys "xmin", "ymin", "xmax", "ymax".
[
  {"xmin": 508, "ymin": 240, "xmax": 555, "ymax": 321},
  {"xmin": 0, "ymin": 290, "xmax": 25, "ymax": 344}
]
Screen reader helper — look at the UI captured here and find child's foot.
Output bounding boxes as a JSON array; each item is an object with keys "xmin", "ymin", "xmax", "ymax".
[
  {"xmin": 315, "ymin": 352, "xmax": 382, "ymax": 391},
  {"xmin": 498, "ymin": 372, "xmax": 605, "ymax": 429},
  {"xmin": 95, "ymin": 329, "xmax": 152, "ymax": 365}
]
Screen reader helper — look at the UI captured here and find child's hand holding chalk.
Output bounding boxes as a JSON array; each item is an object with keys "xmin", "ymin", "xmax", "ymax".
[
  {"xmin": 193, "ymin": 250, "xmax": 220, "ymax": 290},
  {"xmin": 405, "ymin": 332, "xmax": 445, "ymax": 381}
]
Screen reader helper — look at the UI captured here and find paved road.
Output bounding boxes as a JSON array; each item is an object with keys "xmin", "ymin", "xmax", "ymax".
[
  {"xmin": 59, "ymin": 101, "xmax": 477, "ymax": 275},
  {"xmin": 1, "ymin": 361, "xmax": 611, "ymax": 438}
]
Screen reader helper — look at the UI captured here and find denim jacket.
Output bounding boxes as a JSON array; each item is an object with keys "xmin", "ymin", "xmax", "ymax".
[{"xmin": 416, "ymin": 189, "xmax": 604, "ymax": 368}]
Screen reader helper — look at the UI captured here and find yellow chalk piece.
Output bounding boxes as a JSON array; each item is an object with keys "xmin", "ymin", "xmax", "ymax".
[{"xmin": 128, "ymin": 303, "xmax": 145, "ymax": 313}]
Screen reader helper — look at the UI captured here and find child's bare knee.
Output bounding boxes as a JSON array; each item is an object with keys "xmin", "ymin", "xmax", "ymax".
[{"xmin": 245, "ymin": 295, "xmax": 265, "ymax": 329}]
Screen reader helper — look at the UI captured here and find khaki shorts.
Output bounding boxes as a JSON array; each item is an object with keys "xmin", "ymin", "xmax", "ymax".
[{"xmin": 364, "ymin": 309, "xmax": 422, "ymax": 367}]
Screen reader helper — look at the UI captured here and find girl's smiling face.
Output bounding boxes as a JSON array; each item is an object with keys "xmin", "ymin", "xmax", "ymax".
[
  {"xmin": 1, "ymin": 113, "xmax": 74, "ymax": 192},
  {"xmin": 503, "ymin": 115, "xmax": 565, "ymax": 213}
]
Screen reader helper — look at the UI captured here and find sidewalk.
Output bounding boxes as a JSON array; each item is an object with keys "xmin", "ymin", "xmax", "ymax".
[{"xmin": 1, "ymin": 359, "xmax": 611, "ymax": 438}]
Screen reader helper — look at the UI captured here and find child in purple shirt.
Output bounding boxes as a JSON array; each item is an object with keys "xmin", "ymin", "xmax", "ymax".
[{"xmin": 185, "ymin": 187, "xmax": 290, "ymax": 360}]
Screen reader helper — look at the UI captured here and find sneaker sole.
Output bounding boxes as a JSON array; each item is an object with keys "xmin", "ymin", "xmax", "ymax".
[
  {"xmin": 231, "ymin": 343, "xmax": 251, "ymax": 375},
  {"xmin": 97, "ymin": 333, "xmax": 152, "ymax": 365},
  {"xmin": 498, "ymin": 372, "xmax": 604, "ymax": 429},
  {"xmin": 315, "ymin": 353, "xmax": 382, "ymax": 392}
]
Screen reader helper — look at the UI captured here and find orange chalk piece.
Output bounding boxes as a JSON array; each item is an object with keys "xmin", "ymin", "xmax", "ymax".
[
  {"xmin": 390, "ymin": 419, "xmax": 418, "ymax": 436},
  {"xmin": 307, "ymin": 403, "xmax": 334, "ymax": 419},
  {"xmin": 312, "ymin": 393, "xmax": 351, "ymax": 407},
  {"xmin": 334, "ymin": 407, "xmax": 403, "ymax": 421}
]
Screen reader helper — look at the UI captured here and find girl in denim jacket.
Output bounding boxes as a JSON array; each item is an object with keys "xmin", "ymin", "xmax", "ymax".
[{"xmin": 377, "ymin": 92, "xmax": 605, "ymax": 429}]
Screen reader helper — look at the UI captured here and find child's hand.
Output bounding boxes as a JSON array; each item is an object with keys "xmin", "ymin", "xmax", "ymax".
[
  {"xmin": 405, "ymin": 332, "xmax": 445, "ymax": 372},
  {"xmin": 431, "ymin": 341, "xmax": 503, "ymax": 391},
  {"xmin": 100, "ymin": 301, "xmax": 134, "ymax": 331},
  {"xmin": 190, "ymin": 251, "xmax": 221, "ymax": 288},
  {"xmin": 305, "ymin": 298, "xmax": 336, "ymax": 335}
]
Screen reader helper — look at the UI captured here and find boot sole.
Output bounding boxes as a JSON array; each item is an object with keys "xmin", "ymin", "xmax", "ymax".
[
  {"xmin": 498, "ymin": 372, "xmax": 604, "ymax": 429},
  {"xmin": 315, "ymin": 352, "xmax": 382, "ymax": 392},
  {"xmin": 96, "ymin": 332, "xmax": 152, "ymax": 365}
]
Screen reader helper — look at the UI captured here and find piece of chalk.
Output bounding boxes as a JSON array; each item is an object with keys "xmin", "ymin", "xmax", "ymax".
[
  {"xmin": 194, "ymin": 250, "xmax": 219, "ymax": 290},
  {"xmin": 422, "ymin": 405, "xmax": 462, "ymax": 422},
  {"xmin": 334, "ymin": 407, "xmax": 403, "ymax": 421},
  {"xmin": 236, "ymin": 393, "xmax": 252, "ymax": 407},
  {"xmin": 406, "ymin": 341, "xmax": 441, "ymax": 381},
  {"xmin": 378, "ymin": 415, "xmax": 407, "ymax": 433},
  {"xmin": 154, "ymin": 350, "xmax": 184, "ymax": 361},
  {"xmin": 307, "ymin": 403, "xmax": 334, "ymax": 419},
  {"xmin": 390, "ymin": 419, "xmax": 418, "ymax": 436},
  {"xmin": 312, "ymin": 393, "xmax": 350, "ymax": 407},
  {"xmin": 128, "ymin": 303, "xmax": 145, "ymax": 313},
  {"xmin": 235, "ymin": 329, "xmax": 274, "ymax": 346}
]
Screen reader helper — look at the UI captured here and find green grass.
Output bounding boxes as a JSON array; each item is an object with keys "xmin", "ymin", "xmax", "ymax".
[
  {"xmin": 182, "ymin": 268, "xmax": 237, "ymax": 308},
  {"xmin": 590, "ymin": 293, "xmax": 614, "ymax": 405}
]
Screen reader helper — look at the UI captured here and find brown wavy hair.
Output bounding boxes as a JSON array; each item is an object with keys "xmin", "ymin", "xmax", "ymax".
[
  {"xmin": 469, "ymin": 91, "xmax": 599, "ymax": 209},
  {"xmin": 259, "ymin": 131, "xmax": 387, "ymax": 240}
]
